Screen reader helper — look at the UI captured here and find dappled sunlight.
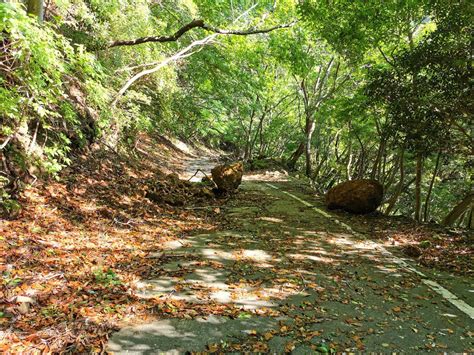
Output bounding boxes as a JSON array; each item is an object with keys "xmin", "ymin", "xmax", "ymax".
[
  {"xmin": 257, "ymin": 216, "xmax": 284, "ymax": 223},
  {"xmin": 243, "ymin": 171, "xmax": 290, "ymax": 182},
  {"xmin": 162, "ymin": 239, "xmax": 186, "ymax": 250},
  {"xmin": 200, "ymin": 247, "xmax": 235, "ymax": 261},
  {"xmin": 288, "ymin": 253, "xmax": 337, "ymax": 265},
  {"xmin": 374, "ymin": 265, "xmax": 404, "ymax": 277},
  {"xmin": 241, "ymin": 249, "xmax": 273, "ymax": 262},
  {"xmin": 0, "ymin": 137, "xmax": 223, "ymax": 352},
  {"xmin": 108, "ymin": 314, "xmax": 279, "ymax": 353},
  {"xmin": 5, "ymin": 148, "xmax": 470, "ymax": 353},
  {"xmin": 3, "ymin": 0, "xmax": 471, "ymax": 351},
  {"xmin": 302, "ymin": 230, "xmax": 323, "ymax": 236}
]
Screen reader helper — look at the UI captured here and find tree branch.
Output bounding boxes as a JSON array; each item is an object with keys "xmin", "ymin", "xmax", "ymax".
[
  {"xmin": 108, "ymin": 20, "xmax": 296, "ymax": 48},
  {"xmin": 202, "ymin": 21, "xmax": 296, "ymax": 36},
  {"xmin": 111, "ymin": 35, "xmax": 217, "ymax": 105}
]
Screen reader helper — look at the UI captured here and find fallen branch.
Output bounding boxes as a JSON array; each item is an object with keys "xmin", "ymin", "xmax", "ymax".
[
  {"xmin": 187, "ymin": 168, "xmax": 213, "ymax": 183},
  {"xmin": 297, "ymin": 270, "xmax": 307, "ymax": 293},
  {"xmin": 113, "ymin": 217, "xmax": 137, "ymax": 226}
]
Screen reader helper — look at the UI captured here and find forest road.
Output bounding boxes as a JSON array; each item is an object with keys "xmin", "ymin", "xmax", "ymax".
[{"xmin": 108, "ymin": 173, "xmax": 473, "ymax": 353}]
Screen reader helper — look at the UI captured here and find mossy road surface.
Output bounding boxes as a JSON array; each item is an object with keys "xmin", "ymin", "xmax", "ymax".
[{"xmin": 108, "ymin": 178, "xmax": 473, "ymax": 353}]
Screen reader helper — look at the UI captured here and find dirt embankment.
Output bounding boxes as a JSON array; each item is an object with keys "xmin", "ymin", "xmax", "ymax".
[{"xmin": 0, "ymin": 134, "xmax": 224, "ymax": 352}]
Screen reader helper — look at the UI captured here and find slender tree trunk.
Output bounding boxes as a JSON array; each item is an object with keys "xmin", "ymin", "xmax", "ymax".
[
  {"xmin": 457, "ymin": 211, "xmax": 468, "ymax": 227},
  {"xmin": 385, "ymin": 147, "xmax": 405, "ymax": 215},
  {"xmin": 27, "ymin": 0, "xmax": 44, "ymax": 21},
  {"xmin": 258, "ymin": 120, "xmax": 265, "ymax": 157},
  {"xmin": 371, "ymin": 140, "xmax": 385, "ymax": 180},
  {"xmin": 345, "ymin": 141, "xmax": 353, "ymax": 180},
  {"xmin": 305, "ymin": 119, "xmax": 316, "ymax": 177},
  {"xmin": 414, "ymin": 154, "xmax": 423, "ymax": 222},
  {"xmin": 468, "ymin": 207, "xmax": 474, "ymax": 229},
  {"xmin": 353, "ymin": 133, "xmax": 365, "ymax": 179},
  {"xmin": 312, "ymin": 156, "xmax": 328, "ymax": 183},
  {"xmin": 249, "ymin": 110, "xmax": 266, "ymax": 159},
  {"xmin": 383, "ymin": 155, "xmax": 400, "ymax": 192},
  {"xmin": 423, "ymin": 151, "xmax": 441, "ymax": 222},
  {"xmin": 244, "ymin": 113, "xmax": 254, "ymax": 160},
  {"xmin": 443, "ymin": 193, "xmax": 474, "ymax": 226},
  {"xmin": 287, "ymin": 141, "xmax": 304, "ymax": 171}
]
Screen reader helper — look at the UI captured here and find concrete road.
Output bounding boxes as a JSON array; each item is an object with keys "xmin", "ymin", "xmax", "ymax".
[{"xmin": 108, "ymin": 176, "xmax": 473, "ymax": 353}]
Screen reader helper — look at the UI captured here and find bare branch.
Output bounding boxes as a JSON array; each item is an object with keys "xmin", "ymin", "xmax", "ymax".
[
  {"xmin": 0, "ymin": 135, "xmax": 13, "ymax": 150},
  {"xmin": 111, "ymin": 5, "xmax": 290, "ymax": 103},
  {"xmin": 202, "ymin": 21, "xmax": 296, "ymax": 36},
  {"xmin": 112, "ymin": 35, "xmax": 217, "ymax": 105},
  {"xmin": 108, "ymin": 20, "xmax": 206, "ymax": 48},
  {"xmin": 108, "ymin": 20, "xmax": 296, "ymax": 48}
]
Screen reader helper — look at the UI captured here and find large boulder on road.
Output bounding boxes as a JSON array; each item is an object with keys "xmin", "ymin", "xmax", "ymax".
[
  {"xmin": 211, "ymin": 162, "xmax": 243, "ymax": 192},
  {"xmin": 325, "ymin": 179, "xmax": 383, "ymax": 214}
]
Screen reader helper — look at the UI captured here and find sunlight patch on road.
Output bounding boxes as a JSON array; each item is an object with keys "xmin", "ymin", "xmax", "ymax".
[
  {"xmin": 257, "ymin": 216, "xmax": 284, "ymax": 223},
  {"xmin": 265, "ymin": 182, "xmax": 474, "ymax": 320},
  {"xmin": 200, "ymin": 248, "xmax": 235, "ymax": 261},
  {"xmin": 243, "ymin": 171, "xmax": 289, "ymax": 182},
  {"xmin": 241, "ymin": 249, "xmax": 273, "ymax": 262},
  {"xmin": 163, "ymin": 240, "xmax": 185, "ymax": 250},
  {"xmin": 288, "ymin": 252, "xmax": 336, "ymax": 264}
]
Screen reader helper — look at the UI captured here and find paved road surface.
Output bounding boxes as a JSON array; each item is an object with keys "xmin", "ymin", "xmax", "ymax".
[{"xmin": 108, "ymin": 174, "xmax": 473, "ymax": 353}]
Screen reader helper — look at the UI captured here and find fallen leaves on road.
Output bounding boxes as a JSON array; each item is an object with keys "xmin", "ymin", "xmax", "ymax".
[{"xmin": 0, "ymin": 141, "xmax": 221, "ymax": 353}]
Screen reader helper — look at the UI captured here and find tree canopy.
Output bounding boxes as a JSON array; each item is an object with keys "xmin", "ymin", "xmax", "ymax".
[{"xmin": 1, "ymin": 0, "xmax": 472, "ymax": 225}]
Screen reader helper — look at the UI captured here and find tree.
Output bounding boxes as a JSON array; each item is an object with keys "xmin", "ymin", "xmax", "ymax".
[
  {"xmin": 26, "ymin": 0, "xmax": 43, "ymax": 21},
  {"xmin": 298, "ymin": 0, "xmax": 472, "ymax": 223},
  {"xmin": 366, "ymin": 1, "xmax": 472, "ymax": 221}
]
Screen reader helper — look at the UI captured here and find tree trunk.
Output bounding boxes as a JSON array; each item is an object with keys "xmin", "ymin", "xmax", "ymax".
[
  {"xmin": 385, "ymin": 147, "xmax": 405, "ymax": 215},
  {"xmin": 371, "ymin": 139, "xmax": 385, "ymax": 180},
  {"xmin": 423, "ymin": 151, "xmax": 441, "ymax": 222},
  {"xmin": 414, "ymin": 154, "xmax": 423, "ymax": 222},
  {"xmin": 312, "ymin": 155, "xmax": 328, "ymax": 183},
  {"xmin": 346, "ymin": 150, "xmax": 353, "ymax": 180},
  {"xmin": 243, "ymin": 113, "xmax": 255, "ymax": 160},
  {"xmin": 305, "ymin": 119, "xmax": 316, "ymax": 177},
  {"xmin": 383, "ymin": 155, "xmax": 400, "ymax": 193},
  {"xmin": 443, "ymin": 193, "xmax": 474, "ymax": 226},
  {"xmin": 249, "ymin": 110, "xmax": 266, "ymax": 159},
  {"xmin": 27, "ymin": 0, "xmax": 44, "ymax": 22},
  {"xmin": 287, "ymin": 141, "xmax": 304, "ymax": 171},
  {"xmin": 467, "ymin": 206, "xmax": 474, "ymax": 229}
]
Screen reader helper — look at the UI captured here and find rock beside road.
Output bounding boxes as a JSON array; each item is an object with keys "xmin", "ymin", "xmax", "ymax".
[
  {"xmin": 211, "ymin": 162, "xmax": 244, "ymax": 192},
  {"xmin": 326, "ymin": 179, "xmax": 383, "ymax": 214}
]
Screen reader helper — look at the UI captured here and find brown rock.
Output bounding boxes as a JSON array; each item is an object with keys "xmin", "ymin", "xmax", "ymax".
[
  {"xmin": 211, "ymin": 162, "xmax": 244, "ymax": 191},
  {"xmin": 325, "ymin": 179, "xmax": 383, "ymax": 214},
  {"xmin": 403, "ymin": 245, "xmax": 422, "ymax": 258}
]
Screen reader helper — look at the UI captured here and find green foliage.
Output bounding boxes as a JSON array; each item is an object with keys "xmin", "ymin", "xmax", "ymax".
[
  {"xmin": 93, "ymin": 268, "xmax": 122, "ymax": 286},
  {"xmin": 1, "ymin": 3, "xmax": 110, "ymax": 174},
  {"xmin": 0, "ymin": 0, "xmax": 471, "ymax": 225},
  {"xmin": 298, "ymin": 0, "xmax": 429, "ymax": 60},
  {"xmin": 296, "ymin": 0, "xmax": 472, "ymax": 223}
]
